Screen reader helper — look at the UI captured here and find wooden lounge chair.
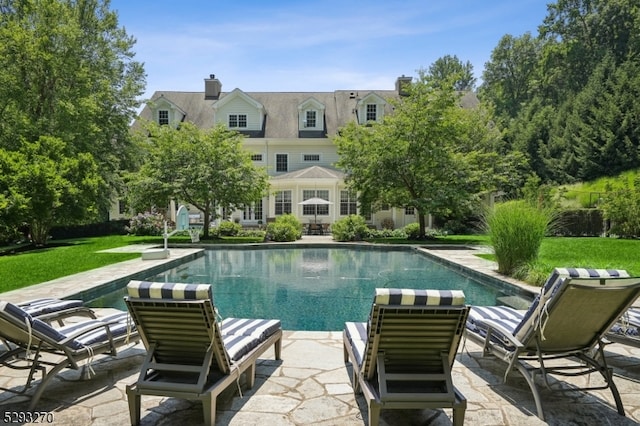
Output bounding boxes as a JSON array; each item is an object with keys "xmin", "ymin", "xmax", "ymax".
[
  {"xmin": 343, "ymin": 288, "xmax": 469, "ymax": 426},
  {"xmin": 0, "ymin": 301, "xmax": 137, "ymax": 410},
  {"xmin": 465, "ymin": 268, "xmax": 640, "ymax": 421},
  {"xmin": 124, "ymin": 280, "xmax": 282, "ymax": 426}
]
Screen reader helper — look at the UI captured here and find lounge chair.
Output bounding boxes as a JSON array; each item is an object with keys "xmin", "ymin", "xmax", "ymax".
[
  {"xmin": 607, "ymin": 306, "xmax": 640, "ymax": 348},
  {"xmin": 17, "ymin": 297, "xmax": 96, "ymax": 325},
  {"xmin": 0, "ymin": 301, "xmax": 137, "ymax": 410},
  {"xmin": 465, "ymin": 268, "xmax": 640, "ymax": 421},
  {"xmin": 343, "ymin": 288, "xmax": 469, "ymax": 426},
  {"xmin": 124, "ymin": 280, "xmax": 282, "ymax": 426}
]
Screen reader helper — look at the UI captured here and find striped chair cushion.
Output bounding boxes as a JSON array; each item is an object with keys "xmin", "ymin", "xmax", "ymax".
[
  {"xmin": 221, "ymin": 318, "xmax": 281, "ymax": 342},
  {"xmin": 20, "ymin": 298, "xmax": 85, "ymax": 316},
  {"xmin": 373, "ymin": 288, "xmax": 466, "ymax": 306},
  {"xmin": 466, "ymin": 306, "xmax": 525, "ymax": 348},
  {"xmin": 513, "ymin": 268, "xmax": 629, "ymax": 342},
  {"xmin": 222, "ymin": 334, "xmax": 262, "ymax": 362},
  {"xmin": 611, "ymin": 307, "xmax": 640, "ymax": 336},
  {"xmin": 127, "ymin": 280, "xmax": 212, "ymax": 300},
  {"xmin": 58, "ymin": 312, "xmax": 132, "ymax": 348},
  {"xmin": 344, "ymin": 321, "xmax": 368, "ymax": 367},
  {"xmin": 1, "ymin": 302, "xmax": 132, "ymax": 351}
]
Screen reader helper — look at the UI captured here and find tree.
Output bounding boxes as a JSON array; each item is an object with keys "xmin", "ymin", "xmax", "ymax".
[
  {"xmin": 427, "ymin": 54, "xmax": 476, "ymax": 91},
  {"xmin": 128, "ymin": 122, "xmax": 270, "ymax": 239},
  {"xmin": 479, "ymin": 33, "xmax": 542, "ymax": 120},
  {"xmin": 0, "ymin": 137, "xmax": 101, "ymax": 245},
  {"xmin": 334, "ymin": 72, "xmax": 526, "ymax": 238},
  {"xmin": 0, "ymin": 0, "xmax": 145, "ymax": 217}
]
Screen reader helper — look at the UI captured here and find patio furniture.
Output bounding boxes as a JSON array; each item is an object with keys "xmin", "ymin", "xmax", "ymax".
[
  {"xmin": 0, "ymin": 301, "xmax": 137, "ymax": 410},
  {"xmin": 465, "ymin": 268, "xmax": 640, "ymax": 421},
  {"xmin": 343, "ymin": 288, "xmax": 469, "ymax": 426},
  {"xmin": 607, "ymin": 306, "xmax": 640, "ymax": 348},
  {"xmin": 17, "ymin": 297, "xmax": 96, "ymax": 325},
  {"xmin": 124, "ymin": 280, "xmax": 282, "ymax": 426}
]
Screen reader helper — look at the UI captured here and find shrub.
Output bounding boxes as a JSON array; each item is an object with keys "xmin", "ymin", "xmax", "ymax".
[
  {"xmin": 403, "ymin": 223, "xmax": 421, "ymax": 239},
  {"xmin": 217, "ymin": 221, "xmax": 241, "ymax": 236},
  {"xmin": 482, "ymin": 200, "xmax": 555, "ymax": 276},
  {"xmin": 332, "ymin": 215, "xmax": 370, "ymax": 241},
  {"xmin": 266, "ymin": 214, "xmax": 302, "ymax": 242},
  {"xmin": 126, "ymin": 212, "xmax": 165, "ymax": 236},
  {"xmin": 367, "ymin": 228, "xmax": 407, "ymax": 239},
  {"xmin": 380, "ymin": 217, "xmax": 394, "ymax": 229}
]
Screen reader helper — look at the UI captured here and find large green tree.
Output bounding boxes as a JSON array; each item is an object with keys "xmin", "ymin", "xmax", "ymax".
[
  {"xmin": 427, "ymin": 54, "xmax": 476, "ymax": 91},
  {"xmin": 0, "ymin": 0, "xmax": 145, "ymax": 225},
  {"xmin": 0, "ymin": 136, "xmax": 101, "ymax": 245},
  {"xmin": 334, "ymin": 72, "xmax": 527, "ymax": 238},
  {"xmin": 128, "ymin": 122, "xmax": 270, "ymax": 238}
]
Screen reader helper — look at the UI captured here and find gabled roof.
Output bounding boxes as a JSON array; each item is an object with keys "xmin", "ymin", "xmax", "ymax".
[
  {"xmin": 271, "ymin": 166, "xmax": 346, "ymax": 180},
  {"xmin": 136, "ymin": 89, "xmax": 397, "ymax": 137}
]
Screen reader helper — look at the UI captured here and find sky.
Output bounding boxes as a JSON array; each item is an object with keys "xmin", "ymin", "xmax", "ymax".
[{"xmin": 109, "ymin": 0, "xmax": 550, "ymax": 100}]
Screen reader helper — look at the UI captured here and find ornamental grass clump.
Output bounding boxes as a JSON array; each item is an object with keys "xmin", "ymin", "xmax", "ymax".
[{"xmin": 483, "ymin": 200, "xmax": 556, "ymax": 277}]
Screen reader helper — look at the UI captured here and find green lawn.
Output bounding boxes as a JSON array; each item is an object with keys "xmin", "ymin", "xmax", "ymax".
[
  {"xmin": 477, "ymin": 237, "xmax": 640, "ymax": 285},
  {"xmin": 1, "ymin": 234, "xmax": 638, "ymax": 293}
]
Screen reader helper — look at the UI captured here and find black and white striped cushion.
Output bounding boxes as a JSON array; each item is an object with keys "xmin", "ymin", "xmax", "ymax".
[
  {"xmin": 19, "ymin": 298, "xmax": 85, "ymax": 316},
  {"xmin": 127, "ymin": 280, "xmax": 212, "ymax": 300},
  {"xmin": 221, "ymin": 318, "xmax": 281, "ymax": 342},
  {"xmin": 373, "ymin": 288, "xmax": 466, "ymax": 306},
  {"xmin": 344, "ymin": 321, "xmax": 367, "ymax": 367},
  {"xmin": 222, "ymin": 334, "xmax": 261, "ymax": 361}
]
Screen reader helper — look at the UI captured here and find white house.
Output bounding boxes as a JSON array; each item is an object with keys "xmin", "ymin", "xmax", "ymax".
[{"xmin": 115, "ymin": 75, "xmax": 478, "ymax": 230}]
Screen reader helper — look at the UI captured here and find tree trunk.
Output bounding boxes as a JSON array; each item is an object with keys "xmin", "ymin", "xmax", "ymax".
[
  {"xmin": 418, "ymin": 212, "xmax": 427, "ymax": 239},
  {"xmin": 202, "ymin": 208, "xmax": 211, "ymax": 238},
  {"xmin": 30, "ymin": 219, "xmax": 50, "ymax": 246}
]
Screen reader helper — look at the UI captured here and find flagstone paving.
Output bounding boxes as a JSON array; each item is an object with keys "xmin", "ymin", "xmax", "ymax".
[{"xmin": 2, "ymin": 238, "xmax": 640, "ymax": 425}]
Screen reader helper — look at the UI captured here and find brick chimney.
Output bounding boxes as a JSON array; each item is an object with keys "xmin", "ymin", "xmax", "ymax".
[
  {"xmin": 396, "ymin": 75, "xmax": 412, "ymax": 96},
  {"xmin": 204, "ymin": 74, "xmax": 222, "ymax": 100}
]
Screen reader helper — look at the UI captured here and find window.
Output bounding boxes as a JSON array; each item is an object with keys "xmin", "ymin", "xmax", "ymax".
[
  {"xmin": 158, "ymin": 110, "xmax": 169, "ymax": 125},
  {"xmin": 305, "ymin": 110, "xmax": 316, "ymax": 128},
  {"xmin": 276, "ymin": 154, "xmax": 288, "ymax": 172},
  {"xmin": 405, "ymin": 206, "xmax": 415, "ymax": 215},
  {"xmin": 340, "ymin": 191, "xmax": 357, "ymax": 215},
  {"xmin": 118, "ymin": 200, "xmax": 127, "ymax": 215},
  {"xmin": 251, "ymin": 154, "xmax": 263, "ymax": 161},
  {"xmin": 275, "ymin": 191, "xmax": 292, "ymax": 215},
  {"xmin": 229, "ymin": 114, "xmax": 247, "ymax": 128},
  {"xmin": 243, "ymin": 201, "xmax": 263, "ymax": 221},
  {"xmin": 302, "ymin": 190, "xmax": 329, "ymax": 216},
  {"xmin": 303, "ymin": 154, "xmax": 320, "ymax": 162},
  {"xmin": 366, "ymin": 104, "xmax": 377, "ymax": 121}
]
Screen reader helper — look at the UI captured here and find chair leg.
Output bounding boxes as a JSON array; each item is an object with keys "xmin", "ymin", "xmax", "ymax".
[
  {"xmin": 274, "ymin": 337, "xmax": 282, "ymax": 360},
  {"xmin": 513, "ymin": 362, "xmax": 545, "ymax": 421},
  {"xmin": 247, "ymin": 362, "xmax": 256, "ymax": 388},
  {"xmin": 126, "ymin": 385, "xmax": 141, "ymax": 425},
  {"xmin": 202, "ymin": 394, "xmax": 216, "ymax": 426},
  {"xmin": 368, "ymin": 401, "xmax": 381, "ymax": 426}
]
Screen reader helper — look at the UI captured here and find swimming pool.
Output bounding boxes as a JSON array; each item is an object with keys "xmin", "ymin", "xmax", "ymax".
[{"xmin": 90, "ymin": 246, "xmax": 523, "ymax": 331}]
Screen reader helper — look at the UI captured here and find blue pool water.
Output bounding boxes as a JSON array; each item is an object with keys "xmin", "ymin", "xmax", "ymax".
[{"xmin": 90, "ymin": 247, "xmax": 519, "ymax": 331}]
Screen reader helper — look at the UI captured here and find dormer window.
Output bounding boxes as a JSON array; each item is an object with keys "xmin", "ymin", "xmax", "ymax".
[
  {"xmin": 366, "ymin": 104, "xmax": 377, "ymax": 122},
  {"xmin": 305, "ymin": 110, "xmax": 316, "ymax": 128},
  {"xmin": 229, "ymin": 114, "xmax": 247, "ymax": 128},
  {"xmin": 298, "ymin": 97, "xmax": 325, "ymax": 136},
  {"xmin": 158, "ymin": 110, "xmax": 169, "ymax": 125},
  {"xmin": 357, "ymin": 93, "xmax": 387, "ymax": 125}
]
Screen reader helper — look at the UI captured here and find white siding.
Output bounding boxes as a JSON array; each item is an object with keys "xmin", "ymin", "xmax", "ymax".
[{"xmin": 215, "ymin": 97, "xmax": 262, "ymax": 130}]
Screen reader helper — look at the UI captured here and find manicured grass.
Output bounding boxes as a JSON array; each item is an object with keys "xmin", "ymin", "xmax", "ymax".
[
  {"xmin": 478, "ymin": 237, "xmax": 640, "ymax": 286},
  {"xmin": 0, "ymin": 234, "xmax": 264, "ymax": 292}
]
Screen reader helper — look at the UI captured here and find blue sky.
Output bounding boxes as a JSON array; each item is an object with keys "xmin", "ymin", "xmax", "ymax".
[{"xmin": 110, "ymin": 0, "xmax": 549, "ymax": 100}]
